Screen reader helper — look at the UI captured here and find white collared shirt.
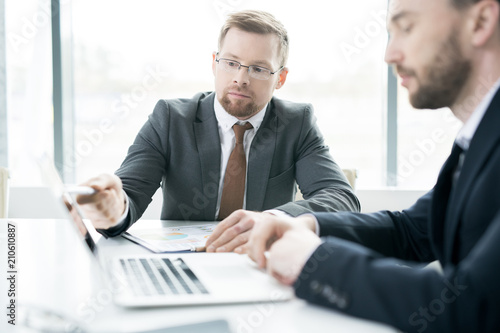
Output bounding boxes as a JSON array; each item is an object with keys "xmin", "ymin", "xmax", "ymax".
[
  {"xmin": 213, "ymin": 95, "xmax": 267, "ymax": 219},
  {"xmin": 114, "ymin": 95, "xmax": 268, "ymax": 226},
  {"xmin": 455, "ymin": 77, "xmax": 500, "ymax": 150}
]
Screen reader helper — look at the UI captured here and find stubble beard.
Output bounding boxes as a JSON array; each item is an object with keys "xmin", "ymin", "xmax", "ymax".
[{"xmin": 404, "ymin": 30, "xmax": 472, "ymax": 110}]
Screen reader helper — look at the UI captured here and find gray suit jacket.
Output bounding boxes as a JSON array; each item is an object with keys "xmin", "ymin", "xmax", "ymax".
[{"xmin": 102, "ymin": 92, "xmax": 359, "ymax": 237}]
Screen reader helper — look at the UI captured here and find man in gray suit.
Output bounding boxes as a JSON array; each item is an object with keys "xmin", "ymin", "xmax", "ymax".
[{"xmin": 78, "ymin": 10, "xmax": 359, "ymax": 240}]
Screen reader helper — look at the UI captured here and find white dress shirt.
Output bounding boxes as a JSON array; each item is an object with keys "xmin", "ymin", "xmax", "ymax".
[
  {"xmin": 455, "ymin": 77, "xmax": 500, "ymax": 150},
  {"xmin": 213, "ymin": 95, "xmax": 267, "ymax": 219}
]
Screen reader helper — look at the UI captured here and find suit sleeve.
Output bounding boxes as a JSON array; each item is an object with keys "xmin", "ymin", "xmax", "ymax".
[
  {"xmin": 98, "ymin": 100, "xmax": 169, "ymax": 237},
  {"xmin": 274, "ymin": 105, "xmax": 360, "ymax": 215},
  {"xmin": 294, "ymin": 207, "xmax": 500, "ymax": 332},
  {"xmin": 314, "ymin": 190, "xmax": 435, "ymax": 262}
]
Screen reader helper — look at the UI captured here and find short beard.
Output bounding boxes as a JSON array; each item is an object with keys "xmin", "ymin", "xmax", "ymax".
[
  {"xmin": 408, "ymin": 30, "xmax": 471, "ymax": 110},
  {"xmin": 220, "ymin": 91, "xmax": 262, "ymax": 119}
]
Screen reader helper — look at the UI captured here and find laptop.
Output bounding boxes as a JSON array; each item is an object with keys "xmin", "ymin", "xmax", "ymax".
[{"xmin": 39, "ymin": 155, "xmax": 294, "ymax": 308}]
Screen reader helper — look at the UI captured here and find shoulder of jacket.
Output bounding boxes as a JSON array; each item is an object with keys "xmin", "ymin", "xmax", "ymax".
[
  {"xmin": 155, "ymin": 91, "xmax": 214, "ymax": 116},
  {"xmin": 270, "ymin": 96, "xmax": 314, "ymax": 123},
  {"xmin": 271, "ymin": 96, "xmax": 312, "ymax": 113}
]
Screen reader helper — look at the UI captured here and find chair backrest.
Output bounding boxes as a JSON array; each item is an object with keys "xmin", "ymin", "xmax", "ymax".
[
  {"xmin": 0, "ymin": 167, "xmax": 9, "ymax": 218},
  {"xmin": 342, "ymin": 168, "xmax": 357, "ymax": 190}
]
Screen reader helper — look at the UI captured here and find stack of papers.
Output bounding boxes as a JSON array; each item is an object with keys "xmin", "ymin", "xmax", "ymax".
[{"xmin": 123, "ymin": 223, "xmax": 217, "ymax": 253}]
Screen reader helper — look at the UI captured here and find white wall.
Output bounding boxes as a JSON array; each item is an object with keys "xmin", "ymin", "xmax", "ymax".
[
  {"xmin": 8, "ymin": 187, "xmax": 68, "ymax": 219},
  {"xmin": 357, "ymin": 189, "xmax": 426, "ymax": 213}
]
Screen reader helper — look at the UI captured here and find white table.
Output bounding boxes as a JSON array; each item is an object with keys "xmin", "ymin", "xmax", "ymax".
[{"xmin": 0, "ymin": 219, "xmax": 397, "ymax": 333}]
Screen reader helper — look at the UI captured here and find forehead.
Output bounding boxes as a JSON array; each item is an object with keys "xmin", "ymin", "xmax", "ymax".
[
  {"xmin": 219, "ymin": 28, "xmax": 281, "ymax": 67},
  {"xmin": 387, "ymin": 0, "xmax": 450, "ymax": 23}
]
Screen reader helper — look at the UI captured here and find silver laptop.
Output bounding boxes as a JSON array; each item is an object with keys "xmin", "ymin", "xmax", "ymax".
[{"xmin": 40, "ymin": 155, "xmax": 294, "ymax": 308}]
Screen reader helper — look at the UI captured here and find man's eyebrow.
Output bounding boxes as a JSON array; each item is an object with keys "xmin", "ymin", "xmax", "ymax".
[
  {"xmin": 221, "ymin": 52, "xmax": 240, "ymax": 60},
  {"xmin": 390, "ymin": 11, "xmax": 411, "ymax": 24},
  {"xmin": 252, "ymin": 60, "xmax": 273, "ymax": 68},
  {"xmin": 220, "ymin": 53, "xmax": 272, "ymax": 68}
]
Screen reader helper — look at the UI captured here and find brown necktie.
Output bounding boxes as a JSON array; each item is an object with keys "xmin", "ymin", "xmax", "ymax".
[{"xmin": 218, "ymin": 122, "xmax": 253, "ymax": 220}]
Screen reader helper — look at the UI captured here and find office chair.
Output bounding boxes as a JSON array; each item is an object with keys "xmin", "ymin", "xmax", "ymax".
[{"xmin": 342, "ymin": 168, "xmax": 357, "ymax": 190}]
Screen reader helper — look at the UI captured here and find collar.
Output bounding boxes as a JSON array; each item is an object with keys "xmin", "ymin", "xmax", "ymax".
[
  {"xmin": 455, "ymin": 77, "xmax": 500, "ymax": 150},
  {"xmin": 213, "ymin": 94, "xmax": 267, "ymax": 133}
]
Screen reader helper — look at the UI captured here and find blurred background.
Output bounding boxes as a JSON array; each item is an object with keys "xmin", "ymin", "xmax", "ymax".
[{"xmin": 3, "ymin": 0, "xmax": 461, "ymax": 190}]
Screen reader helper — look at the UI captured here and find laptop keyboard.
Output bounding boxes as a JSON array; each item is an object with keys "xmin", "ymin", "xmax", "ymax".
[{"xmin": 120, "ymin": 257, "xmax": 209, "ymax": 297}]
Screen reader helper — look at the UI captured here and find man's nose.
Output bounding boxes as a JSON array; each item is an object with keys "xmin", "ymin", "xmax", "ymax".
[
  {"xmin": 233, "ymin": 65, "xmax": 251, "ymax": 85},
  {"xmin": 384, "ymin": 37, "xmax": 403, "ymax": 65}
]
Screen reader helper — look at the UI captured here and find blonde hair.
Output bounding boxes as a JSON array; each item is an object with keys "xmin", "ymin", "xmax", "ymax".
[{"xmin": 218, "ymin": 10, "xmax": 289, "ymax": 67}]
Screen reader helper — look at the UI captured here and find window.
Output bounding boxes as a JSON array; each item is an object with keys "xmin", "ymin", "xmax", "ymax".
[
  {"xmin": 5, "ymin": 0, "xmax": 54, "ymax": 186},
  {"xmin": 3, "ymin": 0, "xmax": 456, "ymax": 190},
  {"xmin": 71, "ymin": 0, "xmax": 388, "ymax": 187},
  {"xmin": 396, "ymin": 85, "xmax": 460, "ymax": 189}
]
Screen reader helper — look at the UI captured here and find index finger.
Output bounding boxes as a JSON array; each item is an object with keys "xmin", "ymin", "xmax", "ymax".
[
  {"xmin": 83, "ymin": 174, "xmax": 122, "ymax": 192},
  {"xmin": 76, "ymin": 174, "xmax": 122, "ymax": 204},
  {"xmin": 247, "ymin": 221, "xmax": 275, "ymax": 269},
  {"xmin": 205, "ymin": 210, "xmax": 242, "ymax": 248}
]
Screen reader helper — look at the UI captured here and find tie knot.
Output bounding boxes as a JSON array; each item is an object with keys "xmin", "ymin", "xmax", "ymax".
[{"xmin": 232, "ymin": 122, "xmax": 253, "ymax": 143}]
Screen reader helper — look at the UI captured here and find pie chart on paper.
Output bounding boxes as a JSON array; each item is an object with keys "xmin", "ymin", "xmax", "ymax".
[
  {"xmin": 139, "ymin": 232, "xmax": 189, "ymax": 241},
  {"xmin": 123, "ymin": 223, "xmax": 218, "ymax": 252},
  {"xmin": 164, "ymin": 232, "xmax": 189, "ymax": 240}
]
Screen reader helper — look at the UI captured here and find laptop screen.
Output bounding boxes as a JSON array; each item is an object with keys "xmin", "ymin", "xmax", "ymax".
[
  {"xmin": 37, "ymin": 153, "xmax": 98, "ymax": 254},
  {"xmin": 62, "ymin": 192, "xmax": 97, "ymax": 253}
]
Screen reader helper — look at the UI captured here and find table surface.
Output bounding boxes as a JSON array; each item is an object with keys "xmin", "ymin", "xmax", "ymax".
[{"xmin": 0, "ymin": 219, "xmax": 397, "ymax": 333}]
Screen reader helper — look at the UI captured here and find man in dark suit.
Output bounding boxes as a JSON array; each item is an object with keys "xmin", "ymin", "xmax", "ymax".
[
  {"xmin": 243, "ymin": 0, "xmax": 500, "ymax": 332},
  {"xmin": 77, "ymin": 10, "xmax": 359, "ymax": 238}
]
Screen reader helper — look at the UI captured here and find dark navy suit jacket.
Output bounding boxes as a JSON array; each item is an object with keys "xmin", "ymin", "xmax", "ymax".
[{"xmin": 296, "ymin": 89, "xmax": 500, "ymax": 332}]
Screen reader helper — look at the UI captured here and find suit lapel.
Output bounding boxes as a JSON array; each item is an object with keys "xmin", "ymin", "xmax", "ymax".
[
  {"xmin": 193, "ymin": 93, "xmax": 221, "ymax": 220},
  {"xmin": 430, "ymin": 144, "xmax": 462, "ymax": 262},
  {"xmin": 443, "ymin": 89, "xmax": 500, "ymax": 263},
  {"xmin": 246, "ymin": 102, "xmax": 277, "ymax": 211}
]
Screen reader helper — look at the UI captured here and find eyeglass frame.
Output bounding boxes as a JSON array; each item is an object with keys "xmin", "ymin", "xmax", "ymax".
[{"xmin": 215, "ymin": 53, "xmax": 284, "ymax": 80}]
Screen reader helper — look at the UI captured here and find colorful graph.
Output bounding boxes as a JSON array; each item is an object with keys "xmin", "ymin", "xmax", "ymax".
[
  {"xmin": 124, "ymin": 223, "xmax": 217, "ymax": 252},
  {"xmin": 138, "ymin": 232, "xmax": 188, "ymax": 241}
]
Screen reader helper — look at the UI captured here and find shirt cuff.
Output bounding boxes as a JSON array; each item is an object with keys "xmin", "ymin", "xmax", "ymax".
[
  {"xmin": 265, "ymin": 211, "xmax": 320, "ymax": 236},
  {"xmin": 264, "ymin": 209, "xmax": 292, "ymax": 217},
  {"xmin": 114, "ymin": 190, "xmax": 130, "ymax": 229},
  {"xmin": 315, "ymin": 218, "xmax": 320, "ymax": 236},
  {"xmin": 296, "ymin": 213, "xmax": 320, "ymax": 236}
]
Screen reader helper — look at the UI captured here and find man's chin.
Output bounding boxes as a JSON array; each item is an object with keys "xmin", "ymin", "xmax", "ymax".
[
  {"xmin": 410, "ymin": 92, "xmax": 449, "ymax": 110},
  {"xmin": 221, "ymin": 100, "xmax": 257, "ymax": 119}
]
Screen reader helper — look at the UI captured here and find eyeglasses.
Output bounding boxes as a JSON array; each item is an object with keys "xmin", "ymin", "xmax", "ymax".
[{"xmin": 215, "ymin": 57, "xmax": 283, "ymax": 81}]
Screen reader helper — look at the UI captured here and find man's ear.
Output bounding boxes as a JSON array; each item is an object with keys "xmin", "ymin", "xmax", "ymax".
[
  {"xmin": 275, "ymin": 67, "xmax": 289, "ymax": 90},
  {"xmin": 212, "ymin": 52, "xmax": 218, "ymax": 76},
  {"xmin": 469, "ymin": 0, "xmax": 500, "ymax": 47}
]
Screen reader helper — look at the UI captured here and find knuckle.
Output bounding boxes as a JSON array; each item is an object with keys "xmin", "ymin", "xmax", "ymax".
[
  {"xmin": 226, "ymin": 228, "xmax": 239, "ymax": 239},
  {"xmin": 236, "ymin": 233, "xmax": 248, "ymax": 244},
  {"xmin": 95, "ymin": 201, "xmax": 104, "ymax": 211},
  {"xmin": 232, "ymin": 223, "xmax": 243, "ymax": 233}
]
